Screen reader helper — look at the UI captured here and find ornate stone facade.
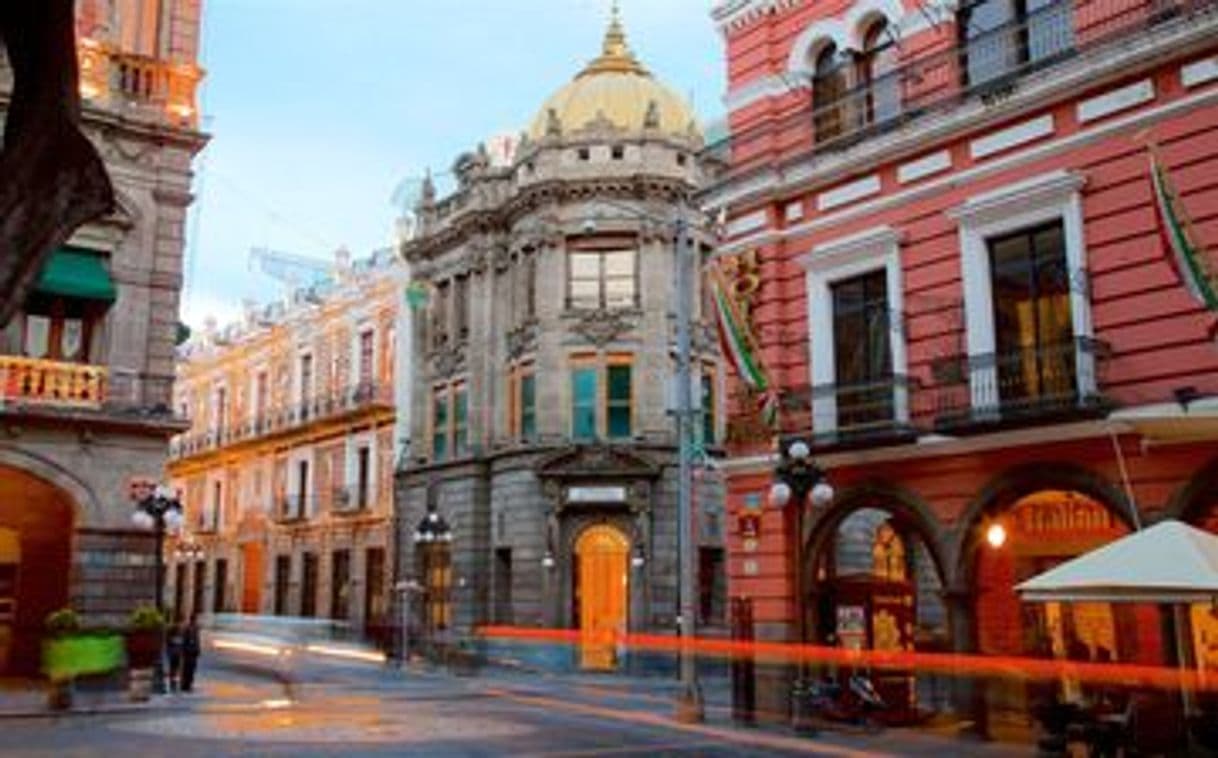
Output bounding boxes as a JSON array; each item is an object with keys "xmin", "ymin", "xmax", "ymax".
[
  {"xmin": 0, "ymin": 1, "xmax": 206, "ymax": 674},
  {"xmin": 395, "ymin": 13, "xmax": 727, "ymax": 672},
  {"xmin": 167, "ymin": 249, "xmax": 408, "ymax": 641}
]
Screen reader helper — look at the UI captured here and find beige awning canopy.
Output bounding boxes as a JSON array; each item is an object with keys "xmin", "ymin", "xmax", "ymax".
[
  {"xmin": 1016, "ymin": 520, "xmax": 1218, "ymax": 604},
  {"xmin": 1109, "ymin": 399, "xmax": 1218, "ymax": 444}
]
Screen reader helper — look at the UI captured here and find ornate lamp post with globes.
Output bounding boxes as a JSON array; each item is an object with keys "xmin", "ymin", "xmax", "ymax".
[
  {"xmin": 768, "ymin": 438, "xmax": 834, "ymax": 733},
  {"xmin": 128, "ymin": 478, "xmax": 184, "ymax": 694}
]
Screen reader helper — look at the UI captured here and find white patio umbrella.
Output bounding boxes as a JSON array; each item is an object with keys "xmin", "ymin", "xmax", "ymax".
[
  {"xmin": 1015, "ymin": 520, "xmax": 1218, "ymax": 604},
  {"xmin": 1016, "ymin": 519, "xmax": 1218, "ymax": 717}
]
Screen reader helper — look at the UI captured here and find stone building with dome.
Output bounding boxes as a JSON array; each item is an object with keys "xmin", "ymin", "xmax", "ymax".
[{"xmin": 395, "ymin": 11, "xmax": 726, "ymax": 671}]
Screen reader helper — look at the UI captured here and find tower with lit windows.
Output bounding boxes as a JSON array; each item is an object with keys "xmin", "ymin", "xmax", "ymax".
[{"xmin": 396, "ymin": 10, "xmax": 727, "ymax": 671}]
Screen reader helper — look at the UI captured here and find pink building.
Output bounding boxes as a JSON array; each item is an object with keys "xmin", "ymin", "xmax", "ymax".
[{"xmin": 706, "ymin": 0, "xmax": 1218, "ymax": 740}]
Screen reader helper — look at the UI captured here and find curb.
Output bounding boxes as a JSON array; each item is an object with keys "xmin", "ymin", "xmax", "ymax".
[{"xmin": 0, "ymin": 697, "xmax": 184, "ymax": 720}]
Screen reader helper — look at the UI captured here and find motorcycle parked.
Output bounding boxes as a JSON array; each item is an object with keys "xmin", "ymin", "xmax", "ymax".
[{"xmin": 808, "ymin": 672, "xmax": 888, "ymax": 732}]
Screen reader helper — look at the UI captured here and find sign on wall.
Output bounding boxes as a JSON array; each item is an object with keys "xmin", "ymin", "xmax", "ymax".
[{"xmin": 566, "ymin": 486, "xmax": 628, "ymax": 504}]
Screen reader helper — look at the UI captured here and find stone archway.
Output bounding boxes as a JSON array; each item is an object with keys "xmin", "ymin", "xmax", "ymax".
[
  {"xmin": 951, "ymin": 462, "xmax": 1137, "ymax": 592},
  {"xmin": 0, "ymin": 444, "xmax": 101, "ymax": 523},
  {"xmin": 804, "ymin": 483, "xmax": 955, "ymax": 719},
  {"xmin": 0, "ymin": 464, "xmax": 76, "ymax": 676},
  {"xmin": 952, "ymin": 463, "xmax": 1153, "ymax": 740},
  {"xmin": 1164, "ymin": 456, "xmax": 1218, "ymax": 532}
]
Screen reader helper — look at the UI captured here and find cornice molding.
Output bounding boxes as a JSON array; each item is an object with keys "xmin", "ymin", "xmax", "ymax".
[{"xmin": 711, "ymin": 0, "xmax": 803, "ymax": 35}]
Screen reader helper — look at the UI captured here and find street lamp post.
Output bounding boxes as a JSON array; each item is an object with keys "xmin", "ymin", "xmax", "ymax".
[
  {"xmin": 768, "ymin": 438, "xmax": 834, "ymax": 733},
  {"xmin": 412, "ymin": 504, "xmax": 453, "ymax": 661},
  {"xmin": 129, "ymin": 480, "xmax": 184, "ymax": 695},
  {"xmin": 582, "ymin": 198, "xmax": 705, "ymax": 723},
  {"xmin": 672, "ymin": 216, "xmax": 704, "ymax": 723}
]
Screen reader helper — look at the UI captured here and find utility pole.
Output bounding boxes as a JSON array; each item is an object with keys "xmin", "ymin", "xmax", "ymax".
[{"xmin": 674, "ymin": 215, "xmax": 704, "ymax": 723}]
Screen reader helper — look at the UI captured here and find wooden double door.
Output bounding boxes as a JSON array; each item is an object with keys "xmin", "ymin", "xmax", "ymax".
[{"xmin": 575, "ymin": 525, "xmax": 630, "ymax": 670}]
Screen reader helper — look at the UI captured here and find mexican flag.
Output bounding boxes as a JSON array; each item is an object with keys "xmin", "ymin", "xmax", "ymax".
[
  {"xmin": 1150, "ymin": 153, "xmax": 1218, "ymax": 315},
  {"xmin": 708, "ymin": 263, "xmax": 778, "ymax": 427}
]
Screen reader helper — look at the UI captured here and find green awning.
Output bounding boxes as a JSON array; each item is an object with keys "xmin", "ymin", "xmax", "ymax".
[{"xmin": 34, "ymin": 248, "xmax": 117, "ymax": 303}]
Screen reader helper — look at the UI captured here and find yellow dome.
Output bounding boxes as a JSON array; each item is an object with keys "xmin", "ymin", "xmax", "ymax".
[{"xmin": 528, "ymin": 11, "xmax": 699, "ymax": 141}]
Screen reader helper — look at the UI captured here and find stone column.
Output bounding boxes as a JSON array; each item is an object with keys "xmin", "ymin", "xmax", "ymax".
[{"xmin": 944, "ymin": 585, "xmax": 987, "ymax": 740}]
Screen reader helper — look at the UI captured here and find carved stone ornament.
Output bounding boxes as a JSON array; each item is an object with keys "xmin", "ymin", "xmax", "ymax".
[
  {"xmin": 535, "ymin": 444, "xmax": 661, "ymax": 482},
  {"xmin": 430, "ymin": 344, "xmax": 467, "ymax": 380},
  {"xmin": 505, "ymin": 320, "xmax": 538, "ymax": 360},
  {"xmin": 643, "ymin": 99, "xmax": 661, "ymax": 130},
  {"xmin": 572, "ymin": 309, "xmax": 634, "ymax": 347}
]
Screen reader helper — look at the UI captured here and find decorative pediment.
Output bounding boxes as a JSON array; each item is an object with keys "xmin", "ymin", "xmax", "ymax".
[
  {"xmin": 536, "ymin": 444, "xmax": 661, "ymax": 481},
  {"xmin": 571, "ymin": 309, "xmax": 636, "ymax": 347}
]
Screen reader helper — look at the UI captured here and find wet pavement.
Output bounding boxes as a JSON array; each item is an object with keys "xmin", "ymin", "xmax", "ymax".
[{"xmin": 0, "ymin": 659, "xmax": 1030, "ymax": 756}]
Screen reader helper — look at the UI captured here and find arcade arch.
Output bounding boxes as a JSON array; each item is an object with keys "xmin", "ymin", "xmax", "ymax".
[{"xmin": 0, "ymin": 464, "xmax": 77, "ymax": 676}]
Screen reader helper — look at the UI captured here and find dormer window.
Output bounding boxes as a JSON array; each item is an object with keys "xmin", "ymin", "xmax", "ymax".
[
  {"xmin": 611, "ymin": 145, "xmax": 625, "ymax": 160},
  {"xmin": 577, "ymin": 147, "xmax": 591, "ymax": 161}
]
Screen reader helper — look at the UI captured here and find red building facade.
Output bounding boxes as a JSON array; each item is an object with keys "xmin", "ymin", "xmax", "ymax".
[{"xmin": 706, "ymin": 0, "xmax": 1218, "ymax": 736}]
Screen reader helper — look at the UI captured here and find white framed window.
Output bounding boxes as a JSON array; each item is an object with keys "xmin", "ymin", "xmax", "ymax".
[
  {"xmin": 250, "ymin": 366, "xmax": 269, "ymax": 425},
  {"xmin": 346, "ymin": 433, "xmax": 376, "ymax": 509},
  {"xmin": 206, "ymin": 476, "xmax": 224, "ymax": 532},
  {"xmin": 212, "ymin": 383, "xmax": 228, "ymax": 438},
  {"xmin": 354, "ymin": 325, "xmax": 376, "ymax": 388},
  {"xmin": 295, "ymin": 348, "xmax": 315, "ymax": 417},
  {"xmin": 801, "ymin": 226, "xmax": 907, "ymax": 437},
  {"xmin": 288, "ymin": 448, "xmax": 314, "ymax": 518},
  {"xmin": 949, "ymin": 170, "xmax": 1093, "ymax": 413}
]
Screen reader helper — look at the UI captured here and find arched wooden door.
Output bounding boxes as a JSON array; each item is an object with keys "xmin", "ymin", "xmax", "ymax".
[
  {"xmin": 241, "ymin": 542, "xmax": 263, "ymax": 614},
  {"xmin": 575, "ymin": 525, "xmax": 629, "ymax": 670}
]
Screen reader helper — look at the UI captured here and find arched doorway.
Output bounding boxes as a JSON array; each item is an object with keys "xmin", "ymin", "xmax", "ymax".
[
  {"xmin": 574, "ymin": 525, "xmax": 629, "ymax": 671},
  {"xmin": 809, "ymin": 500, "xmax": 951, "ymax": 721},
  {"xmin": 966, "ymin": 484, "xmax": 1159, "ymax": 740},
  {"xmin": 0, "ymin": 465, "xmax": 75, "ymax": 676}
]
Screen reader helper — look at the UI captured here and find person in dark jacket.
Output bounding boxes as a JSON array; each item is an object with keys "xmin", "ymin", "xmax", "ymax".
[
  {"xmin": 180, "ymin": 614, "xmax": 201, "ymax": 693},
  {"xmin": 165, "ymin": 620, "xmax": 184, "ymax": 692}
]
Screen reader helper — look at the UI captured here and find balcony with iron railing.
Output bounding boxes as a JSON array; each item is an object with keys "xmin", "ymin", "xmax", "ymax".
[
  {"xmin": 0, "ymin": 357, "xmax": 106, "ymax": 410},
  {"xmin": 77, "ymin": 37, "xmax": 202, "ymax": 129},
  {"xmin": 727, "ymin": 338, "xmax": 1113, "ymax": 450},
  {"xmin": 930, "ymin": 336, "xmax": 1113, "ymax": 433},
  {"xmin": 273, "ymin": 494, "xmax": 317, "ymax": 525},
  {"xmin": 0, "ymin": 356, "xmax": 178, "ymax": 423},
  {"xmin": 169, "ymin": 381, "xmax": 394, "ymax": 460},
  {"xmin": 704, "ymin": 0, "xmax": 1218, "ymax": 184},
  {"xmin": 330, "ymin": 486, "xmax": 380, "ymax": 516}
]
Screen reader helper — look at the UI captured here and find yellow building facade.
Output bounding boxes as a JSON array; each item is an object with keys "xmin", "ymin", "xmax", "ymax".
[{"xmin": 167, "ymin": 249, "xmax": 408, "ymax": 644}]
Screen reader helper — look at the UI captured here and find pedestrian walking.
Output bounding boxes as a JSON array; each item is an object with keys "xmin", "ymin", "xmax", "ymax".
[
  {"xmin": 180, "ymin": 614, "xmax": 201, "ymax": 693},
  {"xmin": 165, "ymin": 620, "xmax": 184, "ymax": 692}
]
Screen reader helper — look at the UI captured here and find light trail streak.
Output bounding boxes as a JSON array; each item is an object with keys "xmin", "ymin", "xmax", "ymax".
[
  {"xmin": 211, "ymin": 638, "xmax": 286, "ymax": 657},
  {"xmin": 477, "ymin": 625, "xmax": 1218, "ymax": 693},
  {"xmin": 303, "ymin": 643, "xmax": 387, "ymax": 663}
]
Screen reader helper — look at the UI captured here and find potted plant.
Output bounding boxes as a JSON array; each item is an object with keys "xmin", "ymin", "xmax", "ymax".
[
  {"xmin": 125, "ymin": 605, "xmax": 164, "ymax": 701},
  {"xmin": 126, "ymin": 605, "xmax": 164, "ymax": 666},
  {"xmin": 42, "ymin": 608, "xmax": 81, "ymax": 710}
]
